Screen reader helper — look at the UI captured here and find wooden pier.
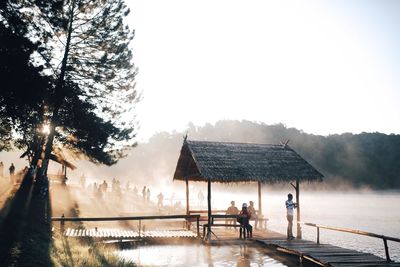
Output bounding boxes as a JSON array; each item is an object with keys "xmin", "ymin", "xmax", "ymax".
[
  {"xmin": 52, "ymin": 215, "xmax": 400, "ymax": 266},
  {"xmin": 64, "ymin": 228, "xmax": 197, "ymax": 239},
  {"xmin": 259, "ymin": 239, "xmax": 400, "ymax": 267}
]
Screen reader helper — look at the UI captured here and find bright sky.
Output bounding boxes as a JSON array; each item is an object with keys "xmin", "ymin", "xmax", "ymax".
[{"xmin": 127, "ymin": 0, "xmax": 400, "ymax": 140}]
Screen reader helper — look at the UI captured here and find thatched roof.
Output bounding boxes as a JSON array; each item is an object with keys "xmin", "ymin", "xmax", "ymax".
[{"xmin": 173, "ymin": 140, "xmax": 323, "ymax": 183}]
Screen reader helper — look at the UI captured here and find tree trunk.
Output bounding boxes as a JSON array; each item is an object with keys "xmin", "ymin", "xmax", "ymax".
[{"xmin": 40, "ymin": 0, "xmax": 76, "ymax": 177}]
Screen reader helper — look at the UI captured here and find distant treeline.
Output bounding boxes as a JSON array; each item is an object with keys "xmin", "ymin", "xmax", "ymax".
[{"xmin": 133, "ymin": 120, "xmax": 400, "ymax": 189}]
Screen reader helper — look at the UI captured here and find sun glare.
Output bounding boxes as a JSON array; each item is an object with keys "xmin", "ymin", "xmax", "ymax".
[{"xmin": 42, "ymin": 124, "xmax": 51, "ymax": 135}]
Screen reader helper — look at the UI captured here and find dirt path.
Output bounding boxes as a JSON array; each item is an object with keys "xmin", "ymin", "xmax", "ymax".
[{"xmin": 0, "ymin": 179, "xmax": 23, "ymax": 221}]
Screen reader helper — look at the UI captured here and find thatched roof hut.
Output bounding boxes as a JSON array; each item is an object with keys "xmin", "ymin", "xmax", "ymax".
[
  {"xmin": 172, "ymin": 140, "xmax": 323, "ymax": 240},
  {"xmin": 173, "ymin": 140, "xmax": 323, "ymax": 183}
]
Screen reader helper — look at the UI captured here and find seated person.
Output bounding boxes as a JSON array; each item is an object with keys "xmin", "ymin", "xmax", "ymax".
[
  {"xmin": 237, "ymin": 203, "xmax": 253, "ymax": 239},
  {"xmin": 248, "ymin": 200, "xmax": 258, "ymax": 229},
  {"xmin": 226, "ymin": 201, "xmax": 239, "ymax": 226}
]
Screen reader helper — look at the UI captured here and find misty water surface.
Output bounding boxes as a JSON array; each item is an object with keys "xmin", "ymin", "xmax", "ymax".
[
  {"xmin": 116, "ymin": 243, "xmax": 294, "ymax": 267},
  {"xmin": 212, "ymin": 190, "xmax": 400, "ymax": 262},
  {"xmin": 113, "ymin": 191, "xmax": 400, "ymax": 265}
]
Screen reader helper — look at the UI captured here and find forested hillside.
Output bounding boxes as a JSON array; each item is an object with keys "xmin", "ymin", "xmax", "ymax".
[{"xmin": 132, "ymin": 120, "xmax": 400, "ymax": 189}]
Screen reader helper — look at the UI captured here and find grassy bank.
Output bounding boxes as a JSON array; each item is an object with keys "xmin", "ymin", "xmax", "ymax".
[
  {"xmin": 0, "ymin": 174, "xmax": 135, "ymax": 266},
  {"xmin": 51, "ymin": 231, "xmax": 135, "ymax": 267}
]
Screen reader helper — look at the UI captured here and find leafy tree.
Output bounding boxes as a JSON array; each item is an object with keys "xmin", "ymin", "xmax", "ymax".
[
  {"xmin": 0, "ymin": 6, "xmax": 50, "ymax": 155},
  {"xmin": 1, "ymin": 0, "xmax": 138, "ymax": 174}
]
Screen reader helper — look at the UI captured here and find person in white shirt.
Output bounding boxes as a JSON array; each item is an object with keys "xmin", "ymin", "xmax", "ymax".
[{"xmin": 285, "ymin": 193, "xmax": 297, "ymax": 240}]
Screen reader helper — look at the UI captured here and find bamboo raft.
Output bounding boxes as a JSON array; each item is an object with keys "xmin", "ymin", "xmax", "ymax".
[
  {"xmin": 64, "ymin": 228, "xmax": 197, "ymax": 239},
  {"xmin": 260, "ymin": 239, "xmax": 400, "ymax": 267}
]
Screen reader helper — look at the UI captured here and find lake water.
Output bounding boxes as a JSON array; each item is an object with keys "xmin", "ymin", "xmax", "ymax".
[
  {"xmin": 116, "ymin": 191, "xmax": 400, "ymax": 265},
  {"xmin": 116, "ymin": 243, "xmax": 299, "ymax": 267},
  {"xmin": 262, "ymin": 191, "xmax": 400, "ymax": 262}
]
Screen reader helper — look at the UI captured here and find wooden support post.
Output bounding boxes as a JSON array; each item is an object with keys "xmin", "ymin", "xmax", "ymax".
[
  {"xmin": 196, "ymin": 216, "xmax": 200, "ymax": 237},
  {"xmin": 60, "ymin": 213, "xmax": 65, "ymax": 234},
  {"xmin": 185, "ymin": 177, "xmax": 190, "ymax": 229},
  {"xmin": 186, "ymin": 178, "xmax": 189, "ymax": 215},
  {"xmin": 258, "ymin": 181, "xmax": 262, "ymax": 215},
  {"xmin": 383, "ymin": 238, "xmax": 391, "ymax": 262},
  {"xmin": 207, "ymin": 178, "xmax": 212, "ymax": 240},
  {"xmin": 317, "ymin": 227, "xmax": 320, "ymax": 244},
  {"xmin": 139, "ymin": 220, "xmax": 141, "ymax": 238},
  {"xmin": 296, "ymin": 179, "xmax": 302, "ymax": 239}
]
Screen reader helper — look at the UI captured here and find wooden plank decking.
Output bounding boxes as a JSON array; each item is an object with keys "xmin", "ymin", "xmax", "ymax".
[
  {"xmin": 61, "ymin": 226, "xmax": 399, "ymax": 266},
  {"xmin": 205, "ymin": 227, "xmax": 284, "ymax": 241},
  {"xmin": 64, "ymin": 228, "xmax": 197, "ymax": 239},
  {"xmin": 259, "ymin": 239, "xmax": 400, "ymax": 267}
]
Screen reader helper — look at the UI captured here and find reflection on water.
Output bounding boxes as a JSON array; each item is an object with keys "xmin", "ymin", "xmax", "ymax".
[{"xmin": 116, "ymin": 244, "xmax": 291, "ymax": 267}]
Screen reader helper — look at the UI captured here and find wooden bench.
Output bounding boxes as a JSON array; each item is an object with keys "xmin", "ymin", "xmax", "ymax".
[
  {"xmin": 202, "ymin": 223, "xmax": 243, "ymax": 239},
  {"xmin": 251, "ymin": 216, "xmax": 269, "ymax": 230},
  {"xmin": 186, "ymin": 210, "xmax": 226, "ymax": 228},
  {"xmin": 212, "ymin": 214, "xmax": 269, "ymax": 230}
]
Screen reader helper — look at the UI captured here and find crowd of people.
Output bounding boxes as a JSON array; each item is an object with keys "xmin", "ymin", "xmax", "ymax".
[{"xmin": 80, "ymin": 175, "xmax": 183, "ymax": 212}]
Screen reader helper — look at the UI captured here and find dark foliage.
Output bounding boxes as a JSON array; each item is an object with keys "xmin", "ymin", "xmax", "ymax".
[
  {"xmin": 0, "ymin": 0, "xmax": 138, "ymax": 166},
  {"xmin": 0, "ymin": 6, "xmax": 50, "ymax": 153}
]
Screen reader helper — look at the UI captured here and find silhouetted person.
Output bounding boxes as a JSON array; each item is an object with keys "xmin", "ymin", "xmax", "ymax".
[
  {"xmin": 147, "ymin": 188, "xmax": 151, "ymax": 203},
  {"xmin": 226, "ymin": 201, "xmax": 239, "ymax": 226},
  {"xmin": 101, "ymin": 180, "xmax": 108, "ymax": 193},
  {"xmin": 285, "ymin": 193, "xmax": 297, "ymax": 240},
  {"xmin": 80, "ymin": 174, "xmax": 86, "ymax": 188},
  {"xmin": 157, "ymin": 192, "xmax": 164, "ymax": 208},
  {"xmin": 9, "ymin": 163, "xmax": 15, "ymax": 183},
  {"xmin": 97, "ymin": 186, "xmax": 103, "ymax": 199},
  {"xmin": 238, "ymin": 203, "xmax": 252, "ymax": 239},
  {"xmin": 170, "ymin": 192, "xmax": 176, "ymax": 206},
  {"xmin": 133, "ymin": 186, "xmax": 138, "ymax": 195},
  {"xmin": 174, "ymin": 200, "xmax": 182, "ymax": 211},
  {"xmin": 93, "ymin": 182, "xmax": 98, "ymax": 195},
  {"xmin": 116, "ymin": 179, "xmax": 121, "ymax": 195},
  {"xmin": 142, "ymin": 186, "xmax": 147, "ymax": 202},
  {"xmin": 0, "ymin": 161, "xmax": 4, "ymax": 177},
  {"xmin": 112, "ymin": 178, "xmax": 117, "ymax": 192}
]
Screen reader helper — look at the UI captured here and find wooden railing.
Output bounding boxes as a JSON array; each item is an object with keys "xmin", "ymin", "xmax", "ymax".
[
  {"xmin": 188, "ymin": 210, "xmax": 226, "ymax": 215},
  {"xmin": 52, "ymin": 214, "xmax": 201, "ymax": 238},
  {"xmin": 300, "ymin": 222, "xmax": 400, "ymax": 262}
]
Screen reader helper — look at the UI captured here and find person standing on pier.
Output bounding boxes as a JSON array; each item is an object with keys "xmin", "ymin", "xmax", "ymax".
[{"xmin": 285, "ymin": 193, "xmax": 297, "ymax": 240}]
